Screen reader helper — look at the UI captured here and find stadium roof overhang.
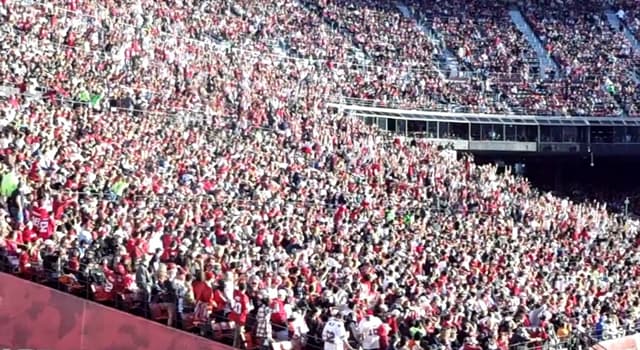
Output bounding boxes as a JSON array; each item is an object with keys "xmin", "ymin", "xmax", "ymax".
[{"xmin": 327, "ymin": 103, "xmax": 640, "ymax": 127}]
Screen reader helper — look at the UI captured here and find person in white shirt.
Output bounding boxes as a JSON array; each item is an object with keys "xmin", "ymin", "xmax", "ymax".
[
  {"xmin": 358, "ymin": 311, "xmax": 383, "ymax": 350},
  {"xmin": 322, "ymin": 309, "xmax": 350, "ymax": 350}
]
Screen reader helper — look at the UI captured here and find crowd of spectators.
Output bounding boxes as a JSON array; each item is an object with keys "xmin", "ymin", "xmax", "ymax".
[
  {"xmin": 614, "ymin": 0, "xmax": 640, "ymax": 102},
  {"xmin": 2, "ymin": 1, "xmax": 640, "ymax": 350},
  {"xmin": 300, "ymin": 0, "xmax": 511, "ymax": 113},
  {"xmin": 404, "ymin": 0, "xmax": 569, "ymax": 117},
  {"xmin": 7, "ymin": 0, "xmax": 633, "ymax": 117},
  {"xmin": 409, "ymin": 0, "xmax": 538, "ymax": 79},
  {"xmin": 522, "ymin": 0, "xmax": 639, "ymax": 117}
]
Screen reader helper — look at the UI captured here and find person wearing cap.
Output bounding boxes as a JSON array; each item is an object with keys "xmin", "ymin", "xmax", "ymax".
[
  {"xmin": 322, "ymin": 309, "xmax": 353, "ymax": 350},
  {"xmin": 358, "ymin": 309, "xmax": 383, "ymax": 350}
]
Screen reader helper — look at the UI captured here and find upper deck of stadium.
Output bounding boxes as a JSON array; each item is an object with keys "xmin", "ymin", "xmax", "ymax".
[{"xmin": 1, "ymin": 0, "xmax": 639, "ymax": 118}]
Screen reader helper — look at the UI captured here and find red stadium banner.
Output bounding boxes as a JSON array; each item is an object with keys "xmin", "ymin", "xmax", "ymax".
[{"xmin": 0, "ymin": 273, "xmax": 233, "ymax": 350}]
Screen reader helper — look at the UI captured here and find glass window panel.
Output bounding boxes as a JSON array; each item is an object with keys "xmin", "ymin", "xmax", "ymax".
[
  {"xmin": 364, "ymin": 117, "xmax": 376, "ymax": 126},
  {"xmin": 407, "ymin": 120, "xmax": 427, "ymax": 136},
  {"xmin": 613, "ymin": 126, "xmax": 626, "ymax": 143},
  {"xmin": 384, "ymin": 118, "xmax": 394, "ymax": 132},
  {"xmin": 576, "ymin": 127, "xmax": 589, "ymax": 143},
  {"xmin": 629, "ymin": 126, "xmax": 640, "ymax": 143},
  {"xmin": 470, "ymin": 124, "xmax": 482, "ymax": 140},
  {"xmin": 481, "ymin": 124, "xmax": 504, "ymax": 141},
  {"xmin": 540, "ymin": 126, "xmax": 562, "ymax": 142},
  {"xmin": 505, "ymin": 125, "xmax": 517, "ymax": 141},
  {"xmin": 450, "ymin": 122, "xmax": 469, "ymax": 140},
  {"xmin": 427, "ymin": 121, "xmax": 438, "ymax": 138},
  {"xmin": 396, "ymin": 119, "xmax": 407, "ymax": 135},
  {"xmin": 562, "ymin": 126, "xmax": 577, "ymax": 143},
  {"xmin": 590, "ymin": 126, "xmax": 614, "ymax": 143},
  {"xmin": 519, "ymin": 125, "xmax": 538, "ymax": 142},
  {"xmin": 376, "ymin": 117, "xmax": 387, "ymax": 131},
  {"xmin": 438, "ymin": 122, "xmax": 450, "ymax": 139}
]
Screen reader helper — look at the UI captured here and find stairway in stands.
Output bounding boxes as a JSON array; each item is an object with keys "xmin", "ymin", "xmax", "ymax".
[
  {"xmin": 605, "ymin": 10, "xmax": 640, "ymax": 84},
  {"xmin": 508, "ymin": 9, "xmax": 559, "ymax": 79},
  {"xmin": 605, "ymin": 10, "xmax": 640, "ymax": 51},
  {"xmin": 395, "ymin": 2, "xmax": 457, "ymax": 79}
]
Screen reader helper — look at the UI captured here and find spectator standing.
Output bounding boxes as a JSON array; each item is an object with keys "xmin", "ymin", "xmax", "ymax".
[
  {"xmin": 151, "ymin": 266, "xmax": 177, "ymax": 327},
  {"xmin": 358, "ymin": 310, "xmax": 384, "ymax": 350},
  {"xmin": 323, "ymin": 310, "xmax": 352, "ymax": 350},
  {"xmin": 135, "ymin": 255, "xmax": 152, "ymax": 315},
  {"xmin": 255, "ymin": 292, "xmax": 273, "ymax": 350},
  {"xmin": 271, "ymin": 289, "xmax": 290, "ymax": 340},
  {"xmin": 229, "ymin": 282, "xmax": 251, "ymax": 349},
  {"xmin": 4, "ymin": 174, "xmax": 24, "ymax": 225},
  {"xmin": 172, "ymin": 268, "xmax": 189, "ymax": 329}
]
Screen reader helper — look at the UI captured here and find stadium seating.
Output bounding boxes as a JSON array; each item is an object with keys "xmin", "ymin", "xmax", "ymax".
[{"xmin": 0, "ymin": 1, "xmax": 640, "ymax": 350}]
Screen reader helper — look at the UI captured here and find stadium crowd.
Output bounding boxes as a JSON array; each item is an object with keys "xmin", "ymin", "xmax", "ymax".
[
  {"xmin": 522, "ymin": 0, "xmax": 640, "ymax": 117},
  {"xmin": 1, "ymin": 0, "xmax": 640, "ymax": 350}
]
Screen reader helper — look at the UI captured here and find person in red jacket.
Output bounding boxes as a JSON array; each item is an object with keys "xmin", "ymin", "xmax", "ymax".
[{"xmin": 229, "ymin": 282, "xmax": 251, "ymax": 349}]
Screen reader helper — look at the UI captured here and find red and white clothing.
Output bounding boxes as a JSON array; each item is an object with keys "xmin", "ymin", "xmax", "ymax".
[
  {"xmin": 358, "ymin": 315, "xmax": 383, "ymax": 350},
  {"xmin": 31, "ymin": 207, "xmax": 54, "ymax": 240},
  {"xmin": 228, "ymin": 290, "xmax": 251, "ymax": 325},
  {"xmin": 270, "ymin": 298, "xmax": 288, "ymax": 326}
]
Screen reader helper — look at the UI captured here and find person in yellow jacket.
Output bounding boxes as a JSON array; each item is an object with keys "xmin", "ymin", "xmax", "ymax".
[{"xmin": 556, "ymin": 321, "xmax": 571, "ymax": 341}]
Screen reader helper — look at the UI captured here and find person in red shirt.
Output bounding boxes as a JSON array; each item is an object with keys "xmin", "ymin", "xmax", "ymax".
[
  {"xmin": 378, "ymin": 323, "xmax": 390, "ymax": 350},
  {"xmin": 192, "ymin": 271, "xmax": 215, "ymax": 322},
  {"xmin": 31, "ymin": 200, "xmax": 54, "ymax": 240},
  {"xmin": 21, "ymin": 222, "xmax": 37, "ymax": 243},
  {"xmin": 270, "ymin": 289, "xmax": 288, "ymax": 330},
  {"xmin": 229, "ymin": 282, "xmax": 250, "ymax": 348},
  {"xmin": 212, "ymin": 284, "xmax": 228, "ymax": 322}
]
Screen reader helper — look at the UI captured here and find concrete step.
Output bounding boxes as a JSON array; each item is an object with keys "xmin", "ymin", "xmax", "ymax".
[{"xmin": 509, "ymin": 9, "xmax": 559, "ymax": 79}]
